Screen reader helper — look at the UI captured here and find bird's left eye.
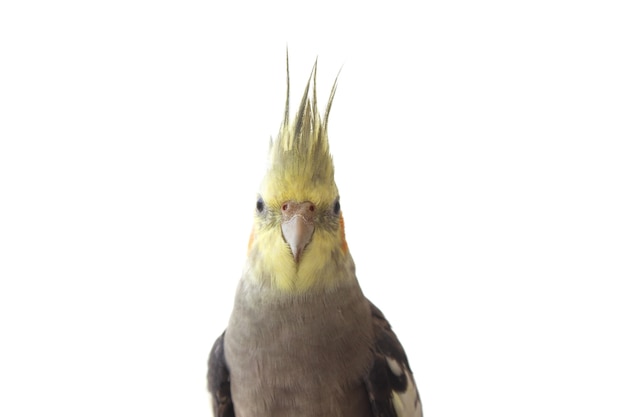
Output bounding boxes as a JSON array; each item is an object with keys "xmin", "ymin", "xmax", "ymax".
[{"xmin": 333, "ymin": 198, "xmax": 340, "ymax": 215}]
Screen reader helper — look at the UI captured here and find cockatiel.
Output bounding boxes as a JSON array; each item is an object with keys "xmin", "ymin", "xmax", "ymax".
[{"xmin": 207, "ymin": 58, "xmax": 423, "ymax": 417}]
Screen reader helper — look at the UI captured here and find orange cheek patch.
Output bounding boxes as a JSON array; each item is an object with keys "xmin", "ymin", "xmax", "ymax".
[{"xmin": 339, "ymin": 214, "xmax": 348, "ymax": 254}]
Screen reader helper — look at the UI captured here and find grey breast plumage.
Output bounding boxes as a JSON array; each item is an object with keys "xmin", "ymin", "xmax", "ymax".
[{"xmin": 208, "ymin": 280, "xmax": 422, "ymax": 417}]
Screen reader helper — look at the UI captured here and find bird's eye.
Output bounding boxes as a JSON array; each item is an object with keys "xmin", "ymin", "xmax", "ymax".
[
  {"xmin": 256, "ymin": 197, "xmax": 265, "ymax": 213},
  {"xmin": 333, "ymin": 199, "xmax": 340, "ymax": 215}
]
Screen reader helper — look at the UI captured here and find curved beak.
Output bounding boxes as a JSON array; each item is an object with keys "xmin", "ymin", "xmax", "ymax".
[{"xmin": 280, "ymin": 201, "xmax": 315, "ymax": 263}]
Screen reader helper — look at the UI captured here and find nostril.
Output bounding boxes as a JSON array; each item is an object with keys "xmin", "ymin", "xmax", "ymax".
[
  {"xmin": 282, "ymin": 203, "xmax": 289, "ymax": 211},
  {"xmin": 308, "ymin": 204, "xmax": 315, "ymax": 212}
]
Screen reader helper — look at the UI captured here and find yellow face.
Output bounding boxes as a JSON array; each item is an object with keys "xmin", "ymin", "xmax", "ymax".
[
  {"xmin": 247, "ymin": 174, "xmax": 349, "ymax": 293},
  {"xmin": 244, "ymin": 60, "xmax": 350, "ymax": 292}
]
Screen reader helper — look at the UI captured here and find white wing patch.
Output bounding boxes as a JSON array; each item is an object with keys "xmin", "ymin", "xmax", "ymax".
[{"xmin": 386, "ymin": 356, "xmax": 423, "ymax": 417}]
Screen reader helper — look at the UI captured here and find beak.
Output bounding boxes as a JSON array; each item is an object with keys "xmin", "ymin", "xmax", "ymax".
[{"xmin": 280, "ymin": 201, "xmax": 316, "ymax": 263}]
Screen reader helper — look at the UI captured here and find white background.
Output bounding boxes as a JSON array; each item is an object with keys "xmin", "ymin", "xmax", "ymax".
[{"xmin": 1, "ymin": 1, "xmax": 625, "ymax": 416}]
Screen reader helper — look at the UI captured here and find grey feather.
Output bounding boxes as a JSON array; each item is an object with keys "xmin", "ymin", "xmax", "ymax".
[
  {"xmin": 208, "ymin": 280, "xmax": 422, "ymax": 417},
  {"xmin": 207, "ymin": 331, "xmax": 234, "ymax": 417}
]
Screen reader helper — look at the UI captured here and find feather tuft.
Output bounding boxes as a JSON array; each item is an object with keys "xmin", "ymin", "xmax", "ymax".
[{"xmin": 261, "ymin": 55, "xmax": 340, "ymax": 206}]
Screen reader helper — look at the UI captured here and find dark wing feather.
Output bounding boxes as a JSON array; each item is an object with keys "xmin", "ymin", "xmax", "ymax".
[
  {"xmin": 207, "ymin": 331, "xmax": 235, "ymax": 417},
  {"xmin": 365, "ymin": 301, "xmax": 423, "ymax": 417}
]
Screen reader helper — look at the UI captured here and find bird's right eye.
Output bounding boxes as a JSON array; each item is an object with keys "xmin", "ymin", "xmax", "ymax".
[{"xmin": 256, "ymin": 197, "xmax": 265, "ymax": 213}]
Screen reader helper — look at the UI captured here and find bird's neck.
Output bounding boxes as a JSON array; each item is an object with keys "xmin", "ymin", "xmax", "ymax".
[{"xmin": 244, "ymin": 248, "xmax": 357, "ymax": 293}]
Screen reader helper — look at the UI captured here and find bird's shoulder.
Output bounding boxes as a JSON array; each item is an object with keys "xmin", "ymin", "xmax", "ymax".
[
  {"xmin": 207, "ymin": 331, "xmax": 234, "ymax": 417},
  {"xmin": 365, "ymin": 300, "xmax": 423, "ymax": 417}
]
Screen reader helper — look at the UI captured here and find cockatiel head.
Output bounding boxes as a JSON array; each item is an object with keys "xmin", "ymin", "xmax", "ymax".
[{"xmin": 247, "ymin": 59, "xmax": 352, "ymax": 293}]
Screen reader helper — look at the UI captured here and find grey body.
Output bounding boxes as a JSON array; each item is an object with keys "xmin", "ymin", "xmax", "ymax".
[
  {"xmin": 209, "ymin": 276, "xmax": 423, "ymax": 417},
  {"xmin": 223, "ymin": 278, "xmax": 374, "ymax": 417}
]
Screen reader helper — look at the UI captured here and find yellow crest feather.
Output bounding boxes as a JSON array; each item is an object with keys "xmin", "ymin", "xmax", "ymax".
[
  {"xmin": 249, "ymin": 56, "xmax": 350, "ymax": 293},
  {"xmin": 260, "ymin": 57, "xmax": 340, "ymax": 206}
]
